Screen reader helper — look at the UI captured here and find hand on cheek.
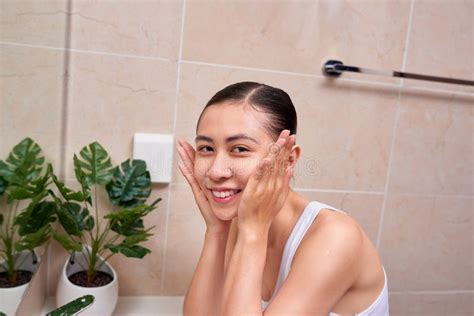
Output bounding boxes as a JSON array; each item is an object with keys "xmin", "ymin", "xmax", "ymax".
[
  {"xmin": 176, "ymin": 139, "xmax": 231, "ymax": 233},
  {"xmin": 237, "ymin": 129, "xmax": 295, "ymax": 236}
]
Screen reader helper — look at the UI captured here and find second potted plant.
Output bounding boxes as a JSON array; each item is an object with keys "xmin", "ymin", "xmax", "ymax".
[{"xmin": 51, "ymin": 142, "xmax": 161, "ymax": 316}]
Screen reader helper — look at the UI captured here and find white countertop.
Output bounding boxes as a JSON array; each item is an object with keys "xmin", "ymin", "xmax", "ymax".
[{"xmin": 42, "ymin": 296, "xmax": 185, "ymax": 315}]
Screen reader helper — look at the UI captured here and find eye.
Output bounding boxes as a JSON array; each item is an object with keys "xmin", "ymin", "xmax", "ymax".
[
  {"xmin": 232, "ymin": 146, "xmax": 249, "ymax": 153},
  {"xmin": 197, "ymin": 146, "xmax": 213, "ymax": 152}
]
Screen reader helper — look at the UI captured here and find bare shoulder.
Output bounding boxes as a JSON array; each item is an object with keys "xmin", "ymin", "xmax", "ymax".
[
  {"xmin": 264, "ymin": 210, "xmax": 365, "ymax": 314},
  {"xmin": 297, "ymin": 207, "xmax": 364, "ymax": 260},
  {"xmin": 293, "ymin": 209, "xmax": 365, "ymax": 282},
  {"xmin": 294, "ymin": 209, "xmax": 382, "ymax": 302}
]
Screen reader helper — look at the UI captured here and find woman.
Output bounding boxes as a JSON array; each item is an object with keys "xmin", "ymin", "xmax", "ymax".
[{"xmin": 177, "ymin": 82, "xmax": 389, "ymax": 316}]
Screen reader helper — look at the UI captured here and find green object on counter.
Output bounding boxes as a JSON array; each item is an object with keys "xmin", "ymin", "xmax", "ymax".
[{"xmin": 46, "ymin": 295, "xmax": 94, "ymax": 315}]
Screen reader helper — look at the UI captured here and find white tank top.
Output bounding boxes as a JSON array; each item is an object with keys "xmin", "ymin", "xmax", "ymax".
[{"xmin": 261, "ymin": 201, "xmax": 389, "ymax": 315}]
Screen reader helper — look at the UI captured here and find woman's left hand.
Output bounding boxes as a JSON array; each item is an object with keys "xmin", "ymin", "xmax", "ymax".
[{"xmin": 237, "ymin": 129, "xmax": 296, "ymax": 237}]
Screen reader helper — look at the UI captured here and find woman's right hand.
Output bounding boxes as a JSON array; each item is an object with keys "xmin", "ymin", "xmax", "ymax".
[{"xmin": 176, "ymin": 138, "xmax": 231, "ymax": 234}]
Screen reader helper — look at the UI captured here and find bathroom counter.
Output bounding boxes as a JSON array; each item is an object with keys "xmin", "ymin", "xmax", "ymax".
[{"xmin": 42, "ymin": 296, "xmax": 185, "ymax": 315}]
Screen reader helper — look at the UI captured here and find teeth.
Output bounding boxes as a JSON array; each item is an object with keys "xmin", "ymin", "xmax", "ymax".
[{"xmin": 212, "ymin": 189, "xmax": 239, "ymax": 198}]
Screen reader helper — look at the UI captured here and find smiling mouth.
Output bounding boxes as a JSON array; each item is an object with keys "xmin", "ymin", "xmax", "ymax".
[
  {"xmin": 211, "ymin": 189, "xmax": 242, "ymax": 198},
  {"xmin": 210, "ymin": 189, "xmax": 242, "ymax": 203}
]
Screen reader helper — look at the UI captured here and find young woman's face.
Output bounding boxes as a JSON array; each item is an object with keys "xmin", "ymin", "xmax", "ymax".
[{"xmin": 194, "ymin": 101, "xmax": 277, "ymax": 221}]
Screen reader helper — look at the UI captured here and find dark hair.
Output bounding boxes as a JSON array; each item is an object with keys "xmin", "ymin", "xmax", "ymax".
[{"xmin": 196, "ymin": 81, "xmax": 297, "ymax": 141}]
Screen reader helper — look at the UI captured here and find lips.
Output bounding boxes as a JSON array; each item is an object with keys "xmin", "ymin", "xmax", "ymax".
[
  {"xmin": 210, "ymin": 189, "xmax": 242, "ymax": 204},
  {"xmin": 211, "ymin": 189, "xmax": 241, "ymax": 198}
]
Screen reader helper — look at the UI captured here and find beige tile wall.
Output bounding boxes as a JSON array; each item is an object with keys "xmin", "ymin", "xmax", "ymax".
[
  {"xmin": 2, "ymin": 0, "xmax": 473, "ymax": 314},
  {"xmin": 1, "ymin": 0, "xmax": 68, "ymax": 314},
  {"xmin": 0, "ymin": 43, "xmax": 65, "ymax": 171}
]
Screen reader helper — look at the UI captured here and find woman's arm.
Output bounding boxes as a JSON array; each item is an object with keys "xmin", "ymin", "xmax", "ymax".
[
  {"xmin": 221, "ymin": 217, "xmax": 362, "ymax": 316},
  {"xmin": 177, "ymin": 138, "xmax": 236, "ymax": 315},
  {"xmin": 221, "ymin": 228, "xmax": 269, "ymax": 316},
  {"xmin": 221, "ymin": 130, "xmax": 294, "ymax": 316},
  {"xmin": 183, "ymin": 226, "xmax": 231, "ymax": 316}
]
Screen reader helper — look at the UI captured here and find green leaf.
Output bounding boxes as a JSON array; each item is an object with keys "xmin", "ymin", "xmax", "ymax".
[
  {"xmin": 105, "ymin": 229, "xmax": 153, "ymax": 259},
  {"xmin": 15, "ymin": 224, "xmax": 51, "ymax": 251},
  {"xmin": 122, "ymin": 229, "xmax": 153, "ymax": 246},
  {"xmin": 106, "ymin": 159, "xmax": 152, "ymax": 207},
  {"xmin": 56, "ymin": 202, "xmax": 94, "ymax": 237},
  {"xmin": 0, "ymin": 137, "xmax": 44, "ymax": 186},
  {"xmin": 74, "ymin": 142, "xmax": 113, "ymax": 186},
  {"xmin": 7, "ymin": 165, "xmax": 51, "ymax": 200},
  {"xmin": 0, "ymin": 176, "xmax": 7, "ymax": 195},
  {"xmin": 14, "ymin": 201, "xmax": 57, "ymax": 236},
  {"xmin": 52, "ymin": 231, "xmax": 82, "ymax": 252},
  {"xmin": 73, "ymin": 155, "xmax": 92, "ymax": 204},
  {"xmin": 104, "ymin": 204, "xmax": 155, "ymax": 236},
  {"xmin": 105, "ymin": 244, "xmax": 150, "ymax": 259},
  {"xmin": 51, "ymin": 164, "xmax": 91, "ymax": 203}
]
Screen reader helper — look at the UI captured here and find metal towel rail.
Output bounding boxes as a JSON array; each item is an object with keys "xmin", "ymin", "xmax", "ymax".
[{"xmin": 323, "ymin": 60, "xmax": 474, "ymax": 86}]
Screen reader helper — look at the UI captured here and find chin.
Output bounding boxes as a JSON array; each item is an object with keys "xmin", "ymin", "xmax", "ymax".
[{"xmin": 212, "ymin": 207, "xmax": 238, "ymax": 221}]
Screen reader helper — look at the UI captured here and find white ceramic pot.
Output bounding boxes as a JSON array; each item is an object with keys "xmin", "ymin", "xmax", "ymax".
[
  {"xmin": 56, "ymin": 247, "xmax": 118, "ymax": 316},
  {"xmin": 0, "ymin": 250, "xmax": 39, "ymax": 315}
]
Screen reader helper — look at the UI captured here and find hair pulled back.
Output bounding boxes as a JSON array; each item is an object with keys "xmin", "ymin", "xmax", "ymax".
[{"xmin": 196, "ymin": 81, "xmax": 297, "ymax": 141}]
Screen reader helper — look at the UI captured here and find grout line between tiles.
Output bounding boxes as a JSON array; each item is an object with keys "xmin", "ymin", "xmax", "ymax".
[
  {"xmin": 399, "ymin": 0, "xmax": 415, "ymax": 88},
  {"xmin": 0, "ymin": 41, "xmax": 68, "ymax": 51},
  {"xmin": 0, "ymin": 41, "xmax": 173, "ymax": 62},
  {"xmin": 375, "ymin": 0, "xmax": 416, "ymax": 250},
  {"xmin": 403, "ymin": 84, "xmax": 474, "ymax": 97},
  {"xmin": 181, "ymin": 59, "xmax": 326, "ymax": 79},
  {"xmin": 160, "ymin": 0, "xmax": 187, "ymax": 294},
  {"xmin": 48, "ymin": 0, "xmax": 73, "ymax": 296}
]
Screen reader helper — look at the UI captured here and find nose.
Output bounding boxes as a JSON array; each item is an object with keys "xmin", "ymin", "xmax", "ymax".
[{"xmin": 206, "ymin": 153, "xmax": 233, "ymax": 181}]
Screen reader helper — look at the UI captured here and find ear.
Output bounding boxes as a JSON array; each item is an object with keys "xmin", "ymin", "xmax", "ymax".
[{"xmin": 288, "ymin": 144, "xmax": 301, "ymax": 167}]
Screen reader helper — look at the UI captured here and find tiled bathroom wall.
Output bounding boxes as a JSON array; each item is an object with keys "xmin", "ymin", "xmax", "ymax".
[
  {"xmin": 1, "ymin": 0, "xmax": 68, "ymax": 313},
  {"xmin": 1, "ymin": 0, "xmax": 472, "ymax": 315}
]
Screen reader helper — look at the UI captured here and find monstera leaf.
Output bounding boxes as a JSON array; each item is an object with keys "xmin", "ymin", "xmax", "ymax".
[
  {"xmin": 0, "ymin": 176, "xmax": 6, "ymax": 195},
  {"xmin": 52, "ymin": 230, "xmax": 82, "ymax": 252},
  {"xmin": 14, "ymin": 200, "xmax": 57, "ymax": 236},
  {"xmin": 106, "ymin": 159, "xmax": 152, "ymax": 207},
  {"xmin": 105, "ymin": 244, "xmax": 150, "ymax": 259},
  {"xmin": 105, "ymin": 228, "xmax": 153, "ymax": 258},
  {"xmin": 15, "ymin": 224, "xmax": 51, "ymax": 251},
  {"xmin": 7, "ymin": 164, "xmax": 51, "ymax": 200},
  {"xmin": 73, "ymin": 154, "xmax": 92, "ymax": 205},
  {"xmin": 0, "ymin": 137, "xmax": 44, "ymax": 187},
  {"xmin": 74, "ymin": 142, "xmax": 113, "ymax": 187},
  {"xmin": 104, "ymin": 201, "xmax": 159, "ymax": 236},
  {"xmin": 56, "ymin": 202, "xmax": 94, "ymax": 237},
  {"xmin": 50, "ymin": 164, "xmax": 91, "ymax": 203}
]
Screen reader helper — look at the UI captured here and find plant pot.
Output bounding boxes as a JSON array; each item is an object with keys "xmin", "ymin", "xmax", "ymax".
[
  {"xmin": 0, "ymin": 250, "xmax": 40, "ymax": 315},
  {"xmin": 56, "ymin": 247, "xmax": 118, "ymax": 316}
]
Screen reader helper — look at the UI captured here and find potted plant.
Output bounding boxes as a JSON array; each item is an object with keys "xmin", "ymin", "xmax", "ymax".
[
  {"xmin": 0, "ymin": 138, "xmax": 57, "ymax": 315},
  {"xmin": 51, "ymin": 142, "xmax": 161, "ymax": 316}
]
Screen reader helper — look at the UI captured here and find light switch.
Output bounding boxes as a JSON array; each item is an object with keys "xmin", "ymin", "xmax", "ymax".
[{"xmin": 133, "ymin": 133, "xmax": 174, "ymax": 183}]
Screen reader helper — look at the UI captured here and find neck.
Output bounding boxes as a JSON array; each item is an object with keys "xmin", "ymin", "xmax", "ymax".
[{"xmin": 267, "ymin": 190, "xmax": 310, "ymax": 249}]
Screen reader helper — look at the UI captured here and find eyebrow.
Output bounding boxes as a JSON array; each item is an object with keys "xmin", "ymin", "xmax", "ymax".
[{"xmin": 195, "ymin": 133, "xmax": 259, "ymax": 144}]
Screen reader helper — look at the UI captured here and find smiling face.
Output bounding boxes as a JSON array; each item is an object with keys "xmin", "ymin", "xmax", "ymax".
[{"xmin": 194, "ymin": 101, "xmax": 280, "ymax": 221}]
